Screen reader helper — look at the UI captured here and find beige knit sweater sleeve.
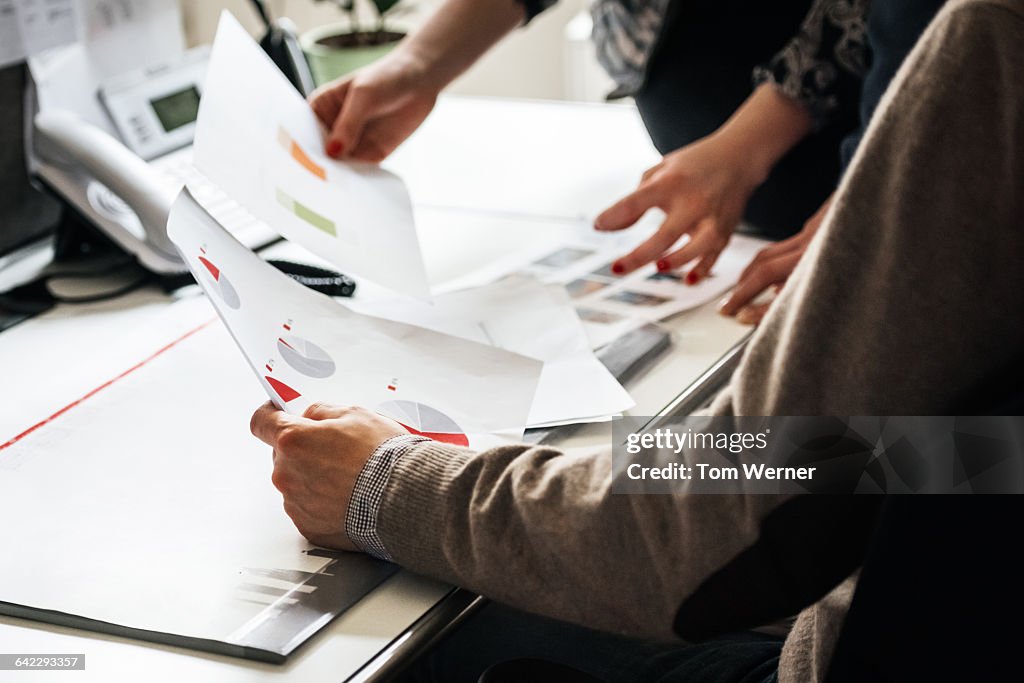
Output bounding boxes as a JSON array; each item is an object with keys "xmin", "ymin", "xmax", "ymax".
[
  {"xmin": 377, "ymin": 439, "xmax": 789, "ymax": 639},
  {"xmin": 372, "ymin": 0, "xmax": 1024, "ymax": 660}
]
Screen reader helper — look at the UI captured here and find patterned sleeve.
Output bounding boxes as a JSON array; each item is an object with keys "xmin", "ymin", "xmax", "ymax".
[
  {"xmin": 753, "ymin": 0, "xmax": 870, "ymax": 127},
  {"xmin": 517, "ymin": 0, "xmax": 558, "ymax": 24},
  {"xmin": 345, "ymin": 434, "xmax": 429, "ymax": 560}
]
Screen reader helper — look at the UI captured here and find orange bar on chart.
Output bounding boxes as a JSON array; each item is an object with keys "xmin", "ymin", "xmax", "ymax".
[{"xmin": 277, "ymin": 126, "xmax": 326, "ymax": 180}]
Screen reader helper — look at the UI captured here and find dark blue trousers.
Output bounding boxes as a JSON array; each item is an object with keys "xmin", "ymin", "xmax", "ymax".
[{"xmin": 403, "ymin": 602, "xmax": 782, "ymax": 683}]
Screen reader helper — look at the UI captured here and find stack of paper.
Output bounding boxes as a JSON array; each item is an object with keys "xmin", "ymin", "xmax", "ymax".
[
  {"xmin": 1, "ymin": 0, "xmax": 78, "ymax": 69},
  {"xmin": 29, "ymin": 0, "xmax": 186, "ymax": 134},
  {"xmin": 346, "ymin": 276, "xmax": 636, "ymax": 427}
]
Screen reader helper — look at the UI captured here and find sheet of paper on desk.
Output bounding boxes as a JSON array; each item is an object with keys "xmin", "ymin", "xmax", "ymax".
[
  {"xmin": 167, "ymin": 189, "xmax": 542, "ymax": 448},
  {"xmin": 0, "ymin": 297, "xmax": 400, "ymax": 662},
  {"xmin": 193, "ymin": 11, "xmax": 430, "ymax": 299},
  {"xmin": 0, "ymin": 0, "xmax": 78, "ymax": 68},
  {"xmin": 532, "ymin": 233, "xmax": 765, "ymax": 316},
  {"xmin": 453, "ymin": 231, "xmax": 767, "ymax": 349},
  {"xmin": 346, "ymin": 276, "xmax": 635, "ymax": 426}
]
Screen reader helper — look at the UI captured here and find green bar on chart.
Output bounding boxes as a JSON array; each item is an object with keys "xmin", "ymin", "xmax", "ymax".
[{"xmin": 276, "ymin": 188, "xmax": 337, "ymax": 237}]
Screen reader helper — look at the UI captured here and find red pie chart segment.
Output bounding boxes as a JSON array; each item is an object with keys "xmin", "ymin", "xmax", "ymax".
[
  {"xmin": 198, "ymin": 256, "xmax": 220, "ymax": 280},
  {"xmin": 377, "ymin": 400, "xmax": 470, "ymax": 447},
  {"xmin": 266, "ymin": 376, "xmax": 301, "ymax": 403},
  {"xmin": 197, "ymin": 255, "xmax": 240, "ymax": 309}
]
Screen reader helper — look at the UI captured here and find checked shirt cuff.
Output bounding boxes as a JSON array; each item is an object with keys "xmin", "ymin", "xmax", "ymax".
[{"xmin": 345, "ymin": 434, "xmax": 429, "ymax": 561}]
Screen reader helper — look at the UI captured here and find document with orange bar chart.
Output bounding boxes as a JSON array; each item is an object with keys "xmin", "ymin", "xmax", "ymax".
[{"xmin": 193, "ymin": 12, "xmax": 430, "ymax": 299}]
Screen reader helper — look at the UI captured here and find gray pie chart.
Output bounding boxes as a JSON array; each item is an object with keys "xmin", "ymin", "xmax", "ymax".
[
  {"xmin": 277, "ymin": 335, "xmax": 336, "ymax": 378},
  {"xmin": 198, "ymin": 255, "xmax": 240, "ymax": 310},
  {"xmin": 217, "ymin": 276, "xmax": 241, "ymax": 309}
]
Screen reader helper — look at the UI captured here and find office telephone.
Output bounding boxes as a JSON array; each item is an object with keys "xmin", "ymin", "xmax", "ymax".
[{"xmin": 29, "ymin": 21, "xmax": 314, "ymax": 276}]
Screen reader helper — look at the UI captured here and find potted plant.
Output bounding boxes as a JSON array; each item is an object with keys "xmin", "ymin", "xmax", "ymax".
[{"xmin": 301, "ymin": 0, "xmax": 411, "ymax": 86}]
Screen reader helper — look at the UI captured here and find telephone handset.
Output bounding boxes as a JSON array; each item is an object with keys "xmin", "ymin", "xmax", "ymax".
[{"xmin": 34, "ymin": 109, "xmax": 182, "ymax": 271}]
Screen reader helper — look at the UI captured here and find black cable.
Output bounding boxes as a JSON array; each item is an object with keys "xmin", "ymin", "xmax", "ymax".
[
  {"xmin": 249, "ymin": 0, "xmax": 273, "ymax": 30},
  {"xmin": 157, "ymin": 259, "xmax": 356, "ymax": 297},
  {"xmin": 266, "ymin": 259, "xmax": 357, "ymax": 297}
]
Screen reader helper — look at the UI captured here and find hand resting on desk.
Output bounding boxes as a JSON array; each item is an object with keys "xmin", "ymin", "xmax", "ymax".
[{"xmin": 718, "ymin": 193, "xmax": 833, "ymax": 325}]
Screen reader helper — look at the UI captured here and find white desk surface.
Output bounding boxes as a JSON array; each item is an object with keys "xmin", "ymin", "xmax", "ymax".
[{"xmin": 0, "ymin": 95, "xmax": 753, "ymax": 682}]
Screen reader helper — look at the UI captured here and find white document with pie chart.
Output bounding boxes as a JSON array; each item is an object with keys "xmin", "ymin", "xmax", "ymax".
[
  {"xmin": 346, "ymin": 276, "xmax": 635, "ymax": 427},
  {"xmin": 193, "ymin": 11, "xmax": 431, "ymax": 299},
  {"xmin": 167, "ymin": 189, "xmax": 543, "ymax": 448}
]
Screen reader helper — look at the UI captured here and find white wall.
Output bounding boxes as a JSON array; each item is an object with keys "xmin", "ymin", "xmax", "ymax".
[{"xmin": 179, "ymin": 0, "xmax": 593, "ymax": 100}]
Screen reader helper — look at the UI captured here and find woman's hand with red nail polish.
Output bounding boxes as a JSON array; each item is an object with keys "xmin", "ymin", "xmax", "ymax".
[
  {"xmin": 592, "ymin": 131, "xmax": 757, "ymax": 278},
  {"xmin": 308, "ymin": 0, "xmax": 526, "ymax": 164},
  {"xmin": 592, "ymin": 84, "xmax": 814, "ymax": 278},
  {"xmin": 310, "ymin": 51, "xmax": 441, "ymax": 163}
]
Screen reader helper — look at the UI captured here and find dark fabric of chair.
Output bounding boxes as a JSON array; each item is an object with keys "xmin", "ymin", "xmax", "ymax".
[{"xmin": 825, "ymin": 495, "xmax": 1023, "ymax": 682}]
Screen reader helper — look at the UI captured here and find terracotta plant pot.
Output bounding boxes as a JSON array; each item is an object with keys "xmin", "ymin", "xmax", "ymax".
[{"xmin": 301, "ymin": 23, "xmax": 405, "ymax": 86}]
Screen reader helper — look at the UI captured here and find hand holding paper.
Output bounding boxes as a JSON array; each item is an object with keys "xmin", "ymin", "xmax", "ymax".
[
  {"xmin": 193, "ymin": 12, "xmax": 431, "ymax": 299},
  {"xmin": 249, "ymin": 401, "xmax": 408, "ymax": 551},
  {"xmin": 167, "ymin": 189, "xmax": 542, "ymax": 448}
]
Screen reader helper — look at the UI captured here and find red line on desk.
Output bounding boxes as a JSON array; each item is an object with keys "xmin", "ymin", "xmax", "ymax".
[{"xmin": 0, "ymin": 319, "xmax": 216, "ymax": 453}]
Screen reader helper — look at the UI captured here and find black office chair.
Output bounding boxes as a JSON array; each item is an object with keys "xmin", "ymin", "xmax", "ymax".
[
  {"xmin": 825, "ymin": 377, "xmax": 1024, "ymax": 682},
  {"xmin": 825, "ymin": 495, "xmax": 1022, "ymax": 682}
]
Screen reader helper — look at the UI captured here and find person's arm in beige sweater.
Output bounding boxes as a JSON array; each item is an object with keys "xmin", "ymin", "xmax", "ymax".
[{"xmin": 251, "ymin": 0, "xmax": 1024, "ymax": 648}]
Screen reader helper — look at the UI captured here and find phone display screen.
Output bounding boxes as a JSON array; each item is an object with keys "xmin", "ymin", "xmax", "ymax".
[{"xmin": 149, "ymin": 86, "xmax": 201, "ymax": 133}]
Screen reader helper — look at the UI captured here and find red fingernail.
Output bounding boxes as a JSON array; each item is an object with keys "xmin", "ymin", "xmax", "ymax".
[
  {"xmin": 326, "ymin": 139, "xmax": 343, "ymax": 157},
  {"xmin": 611, "ymin": 262, "xmax": 625, "ymax": 275},
  {"xmin": 686, "ymin": 271, "xmax": 700, "ymax": 285},
  {"xmin": 656, "ymin": 259, "xmax": 670, "ymax": 272}
]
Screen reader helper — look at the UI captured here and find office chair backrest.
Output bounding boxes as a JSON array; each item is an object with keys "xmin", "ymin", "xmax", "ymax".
[{"xmin": 826, "ymin": 494, "xmax": 1022, "ymax": 680}]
